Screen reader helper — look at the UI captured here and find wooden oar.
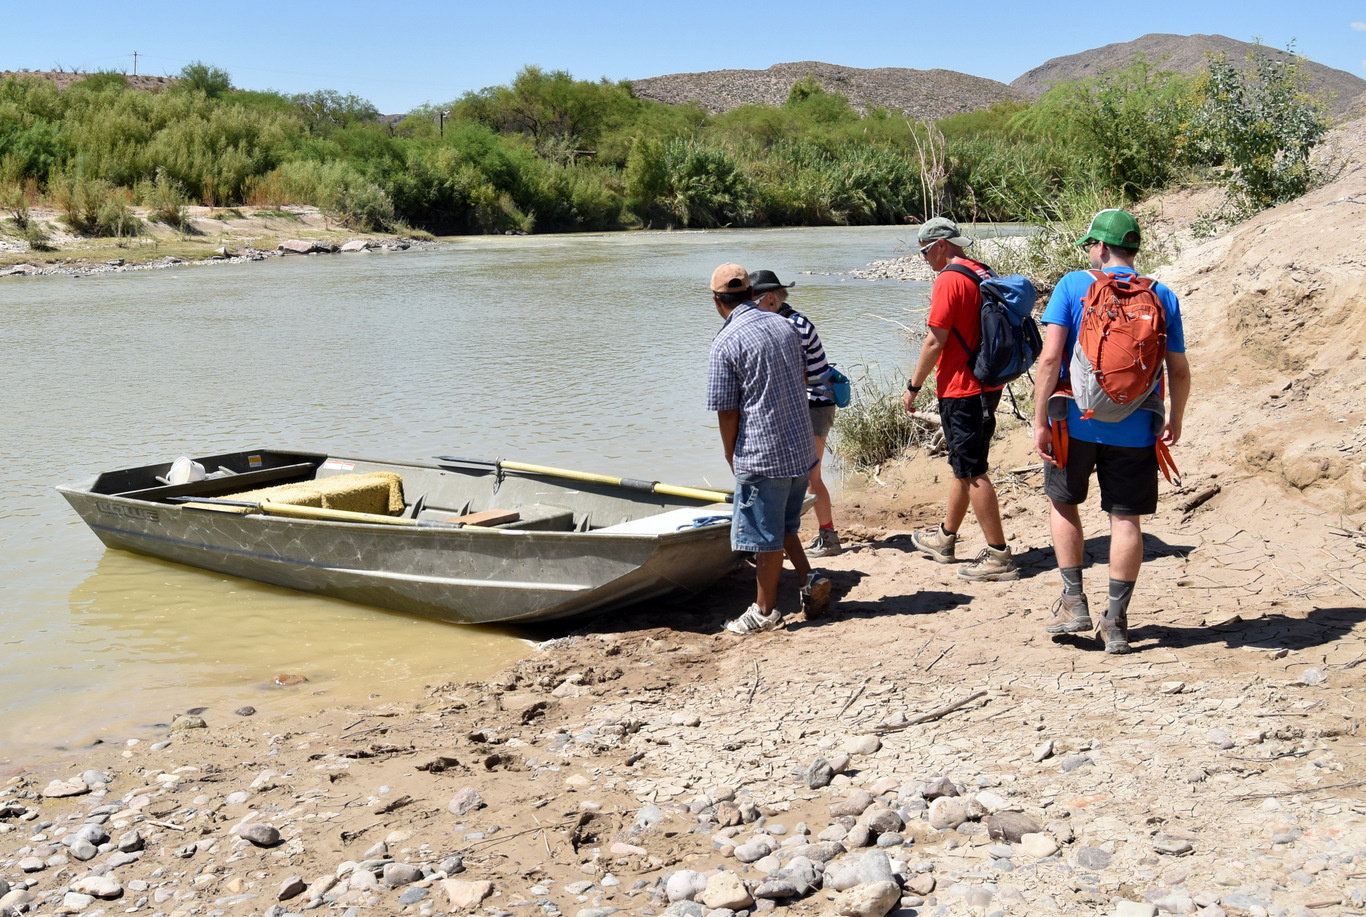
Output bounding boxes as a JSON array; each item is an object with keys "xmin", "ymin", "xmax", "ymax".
[
  {"xmin": 174, "ymin": 497, "xmax": 485, "ymax": 528},
  {"xmin": 434, "ymin": 456, "xmax": 733, "ymax": 504}
]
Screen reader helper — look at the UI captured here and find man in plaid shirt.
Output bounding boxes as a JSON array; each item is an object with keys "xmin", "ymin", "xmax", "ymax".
[{"xmin": 706, "ymin": 263, "xmax": 832, "ymax": 634}]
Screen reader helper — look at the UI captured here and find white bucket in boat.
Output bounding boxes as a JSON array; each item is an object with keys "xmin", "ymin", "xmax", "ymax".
[{"xmin": 167, "ymin": 456, "xmax": 207, "ymax": 485}]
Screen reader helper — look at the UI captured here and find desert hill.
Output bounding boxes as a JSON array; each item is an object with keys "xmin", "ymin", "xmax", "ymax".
[
  {"xmin": 1012, "ymin": 33, "xmax": 1366, "ymax": 119},
  {"xmin": 629, "ymin": 60, "xmax": 1025, "ymax": 119},
  {"xmin": 0, "ymin": 69, "xmax": 174, "ymax": 93}
]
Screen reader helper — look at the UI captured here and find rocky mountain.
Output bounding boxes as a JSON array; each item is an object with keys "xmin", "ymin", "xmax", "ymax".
[
  {"xmin": 630, "ymin": 61, "xmax": 1026, "ymax": 121},
  {"xmin": 1011, "ymin": 33, "xmax": 1366, "ymax": 119}
]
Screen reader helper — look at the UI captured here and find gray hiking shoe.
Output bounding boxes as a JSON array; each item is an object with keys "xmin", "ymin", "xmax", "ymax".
[
  {"xmin": 1045, "ymin": 594, "xmax": 1092, "ymax": 634},
  {"xmin": 806, "ymin": 529, "xmax": 843, "ymax": 558},
  {"xmin": 909, "ymin": 526, "xmax": 956, "ymax": 563},
  {"xmin": 800, "ymin": 572, "xmax": 832, "ymax": 619},
  {"xmin": 724, "ymin": 603, "xmax": 783, "ymax": 635},
  {"xmin": 1096, "ymin": 613, "xmax": 1132, "ymax": 654},
  {"xmin": 958, "ymin": 546, "xmax": 1019, "ymax": 582}
]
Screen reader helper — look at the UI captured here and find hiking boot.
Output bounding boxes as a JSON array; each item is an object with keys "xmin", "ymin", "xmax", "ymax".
[
  {"xmin": 800, "ymin": 572, "xmax": 832, "ymax": 619},
  {"xmin": 1044, "ymin": 594, "xmax": 1092, "ymax": 634},
  {"xmin": 958, "ymin": 546, "xmax": 1019, "ymax": 582},
  {"xmin": 724, "ymin": 603, "xmax": 783, "ymax": 635},
  {"xmin": 1096, "ymin": 614, "xmax": 1132, "ymax": 654},
  {"xmin": 806, "ymin": 528, "xmax": 843, "ymax": 558},
  {"xmin": 909, "ymin": 526, "xmax": 956, "ymax": 563}
]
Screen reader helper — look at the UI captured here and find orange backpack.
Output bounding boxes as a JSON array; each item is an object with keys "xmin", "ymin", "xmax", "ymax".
[{"xmin": 1048, "ymin": 270, "xmax": 1180, "ymax": 484}]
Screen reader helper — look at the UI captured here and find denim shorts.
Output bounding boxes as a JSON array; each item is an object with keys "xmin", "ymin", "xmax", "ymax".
[{"xmin": 732, "ymin": 471, "xmax": 810, "ymax": 553}]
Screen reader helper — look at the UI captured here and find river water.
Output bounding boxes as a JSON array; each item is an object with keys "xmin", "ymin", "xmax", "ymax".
[{"xmin": 0, "ymin": 224, "xmax": 979, "ymax": 763}]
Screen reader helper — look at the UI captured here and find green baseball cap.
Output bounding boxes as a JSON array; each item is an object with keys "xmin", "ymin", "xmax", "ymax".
[{"xmin": 1076, "ymin": 209, "xmax": 1141, "ymax": 249}]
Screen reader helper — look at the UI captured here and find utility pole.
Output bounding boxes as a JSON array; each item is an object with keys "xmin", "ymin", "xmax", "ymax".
[
  {"xmin": 440, "ymin": 110, "xmax": 448, "ymax": 138},
  {"xmin": 133, "ymin": 51, "xmax": 138, "ymax": 76}
]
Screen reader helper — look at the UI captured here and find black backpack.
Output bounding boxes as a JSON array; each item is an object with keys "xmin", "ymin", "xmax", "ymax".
[{"xmin": 943, "ymin": 263, "xmax": 1043, "ymax": 388}]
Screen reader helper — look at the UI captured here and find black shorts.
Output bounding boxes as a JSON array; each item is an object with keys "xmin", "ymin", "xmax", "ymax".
[
  {"xmin": 937, "ymin": 388, "xmax": 1002, "ymax": 479},
  {"xmin": 1044, "ymin": 437, "xmax": 1159, "ymax": 516}
]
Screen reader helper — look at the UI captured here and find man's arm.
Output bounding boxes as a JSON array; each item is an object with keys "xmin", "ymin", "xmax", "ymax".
[
  {"xmin": 1163, "ymin": 351, "xmax": 1190, "ymax": 446},
  {"xmin": 1032, "ymin": 323, "xmax": 1069, "ymax": 463},
  {"xmin": 717, "ymin": 409, "xmax": 739, "ymax": 471},
  {"xmin": 902, "ymin": 326, "xmax": 949, "ymax": 412}
]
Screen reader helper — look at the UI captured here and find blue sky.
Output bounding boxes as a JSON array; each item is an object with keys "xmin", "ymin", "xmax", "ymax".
[{"xmin": 5, "ymin": 1, "xmax": 1364, "ymax": 114}]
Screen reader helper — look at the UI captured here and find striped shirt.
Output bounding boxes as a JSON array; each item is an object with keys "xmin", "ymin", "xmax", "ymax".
[
  {"xmin": 778, "ymin": 304, "xmax": 835, "ymax": 406},
  {"xmin": 706, "ymin": 302, "xmax": 817, "ymax": 477}
]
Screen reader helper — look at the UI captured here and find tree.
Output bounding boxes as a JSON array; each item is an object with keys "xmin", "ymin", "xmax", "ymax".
[
  {"xmin": 1196, "ymin": 43, "xmax": 1330, "ymax": 212},
  {"xmin": 178, "ymin": 62, "xmax": 232, "ymax": 99}
]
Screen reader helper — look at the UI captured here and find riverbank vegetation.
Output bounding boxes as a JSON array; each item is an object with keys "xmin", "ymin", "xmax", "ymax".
[{"xmin": 0, "ymin": 46, "xmax": 1335, "ymax": 249}]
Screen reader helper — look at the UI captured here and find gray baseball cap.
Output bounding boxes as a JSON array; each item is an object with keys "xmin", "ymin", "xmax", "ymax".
[{"xmin": 916, "ymin": 217, "xmax": 972, "ymax": 247}]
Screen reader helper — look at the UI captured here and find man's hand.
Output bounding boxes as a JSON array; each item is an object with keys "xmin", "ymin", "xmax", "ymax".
[
  {"xmin": 902, "ymin": 388, "xmax": 918, "ymax": 414},
  {"xmin": 1034, "ymin": 422, "xmax": 1060, "ymax": 466},
  {"xmin": 1161, "ymin": 417, "xmax": 1182, "ymax": 446}
]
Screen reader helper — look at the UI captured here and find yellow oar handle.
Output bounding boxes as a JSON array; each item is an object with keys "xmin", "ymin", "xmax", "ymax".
[{"xmin": 436, "ymin": 456, "xmax": 733, "ymax": 504}]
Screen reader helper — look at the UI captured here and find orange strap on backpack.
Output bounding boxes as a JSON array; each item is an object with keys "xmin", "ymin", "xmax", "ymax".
[{"xmin": 1048, "ymin": 381, "xmax": 1181, "ymax": 486}]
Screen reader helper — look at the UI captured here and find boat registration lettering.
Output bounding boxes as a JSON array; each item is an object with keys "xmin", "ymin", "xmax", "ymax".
[
  {"xmin": 94, "ymin": 501, "xmax": 160, "ymax": 523},
  {"xmin": 322, "ymin": 460, "xmax": 355, "ymax": 471}
]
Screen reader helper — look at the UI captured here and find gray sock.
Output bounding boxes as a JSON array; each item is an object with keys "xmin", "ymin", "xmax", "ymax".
[
  {"xmin": 1108, "ymin": 578, "xmax": 1136, "ymax": 619},
  {"xmin": 1061, "ymin": 566, "xmax": 1083, "ymax": 596}
]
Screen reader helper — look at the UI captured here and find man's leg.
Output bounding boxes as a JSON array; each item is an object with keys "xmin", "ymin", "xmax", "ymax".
[
  {"xmin": 967, "ymin": 473, "xmax": 1005, "ymax": 546},
  {"xmin": 755, "ymin": 550, "xmax": 785, "ymax": 614},
  {"xmin": 1043, "ymin": 438, "xmax": 1095, "ymax": 635},
  {"xmin": 1095, "ymin": 444, "xmax": 1159, "ymax": 654}
]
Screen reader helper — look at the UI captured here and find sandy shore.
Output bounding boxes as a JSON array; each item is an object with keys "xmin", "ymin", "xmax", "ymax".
[
  {"xmin": 0, "ymin": 205, "xmax": 436, "ymax": 279},
  {"xmin": 2, "ymin": 435, "xmax": 1362, "ymax": 917}
]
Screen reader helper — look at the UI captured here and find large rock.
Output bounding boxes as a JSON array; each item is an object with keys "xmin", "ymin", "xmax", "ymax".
[
  {"xmin": 986, "ymin": 811, "xmax": 1041, "ymax": 843},
  {"xmin": 700, "ymin": 871, "xmax": 752, "ymax": 910},
  {"xmin": 236, "ymin": 823, "xmax": 281, "ymax": 846},
  {"xmin": 442, "ymin": 879, "xmax": 493, "ymax": 909},
  {"xmin": 832, "ymin": 880, "xmax": 901, "ymax": 917},
  {"xmin": 928, "ymin": 796, "xmax": 969, "ymax": 830}
]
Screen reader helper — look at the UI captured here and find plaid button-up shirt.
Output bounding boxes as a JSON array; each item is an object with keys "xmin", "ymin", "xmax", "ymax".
[{"xmin": 706, "ymin": 302, "xmax": 816, "ymax": 477}]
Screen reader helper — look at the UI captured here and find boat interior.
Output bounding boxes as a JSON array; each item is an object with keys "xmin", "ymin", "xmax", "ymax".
[{"xmin": 82, "ymin": 449, "xmax": 731, "ymax": 535}]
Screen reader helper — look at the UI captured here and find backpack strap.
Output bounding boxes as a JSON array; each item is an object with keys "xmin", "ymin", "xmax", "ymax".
[
  {"xmin": 941, "ymin": 263, "xmax": 989, "ymax": 357},
  {"xmin": 1155, "ymin": 439, "xmax": 1181, "ymax": 487}
]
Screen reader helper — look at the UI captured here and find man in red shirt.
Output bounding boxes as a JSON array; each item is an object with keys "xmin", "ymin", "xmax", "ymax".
[{"xmin": 901, "ymin": 218, "xmax": 1018, "ymax": 582}]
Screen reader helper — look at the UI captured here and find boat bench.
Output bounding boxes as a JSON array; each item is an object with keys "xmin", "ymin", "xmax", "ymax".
[
  {"xmin": 417, "ymin": 503, "xmax": 576, "ymax": 532},
  {"xmin": 226, "ymin": 472, "xmax": 405, "ymax": 516},
  {"xmin": 115, "ymin": 461, "xmax": 318, "ymax": 502}
]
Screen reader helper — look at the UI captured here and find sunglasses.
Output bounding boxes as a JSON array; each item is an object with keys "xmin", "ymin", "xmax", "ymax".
[{"xmin": 918, "ymin": 240, "xmax": 937, "ymax": 257}]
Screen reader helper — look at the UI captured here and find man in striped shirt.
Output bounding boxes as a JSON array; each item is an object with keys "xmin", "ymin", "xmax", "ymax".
[
  {"xmin": 750, "ymin": 269, "xmax": 843, "ymax": 557},
  {"xmin": 706, "ymin": 263, "xmax": 832, "ymax": 634}
]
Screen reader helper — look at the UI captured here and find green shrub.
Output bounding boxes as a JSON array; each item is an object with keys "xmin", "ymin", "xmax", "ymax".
[
  {"xmin": 830, "ymin": 371, "xmax": 930, "ymax": 469},
  {"xmin": 1195, "ymin": 43, "xmax": 1331, "ymax": 214}
]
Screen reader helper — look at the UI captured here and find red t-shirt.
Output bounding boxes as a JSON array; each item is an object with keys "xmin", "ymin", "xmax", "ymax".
[{"xmin": 926, "ymin": 256, "xmax": 1002, "ymax": 398}]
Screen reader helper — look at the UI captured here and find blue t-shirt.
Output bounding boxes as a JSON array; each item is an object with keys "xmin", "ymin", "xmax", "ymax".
[{"xmin": 1042, "ymin": 267, "xmax": 1185, "ymax": 448}]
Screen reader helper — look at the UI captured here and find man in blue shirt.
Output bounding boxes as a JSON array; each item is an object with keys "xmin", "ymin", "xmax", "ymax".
[
  {"xmin": 1032, "ymin": 211, "xmax": 1191, "ymax": 654},
  {"xmin": 706, "ymin": 263, "xmax": 831, "ymax": 634}
]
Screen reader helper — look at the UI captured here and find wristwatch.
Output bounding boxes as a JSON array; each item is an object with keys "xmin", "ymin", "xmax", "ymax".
[{"xmin": 906, "ymin": 380, "xmax": 921, "ymax": 393}]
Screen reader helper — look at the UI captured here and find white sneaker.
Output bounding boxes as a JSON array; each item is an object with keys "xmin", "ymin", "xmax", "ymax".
[{"xmin": 724, "ymin": 603, "xmax": 783, "ymax": 635}]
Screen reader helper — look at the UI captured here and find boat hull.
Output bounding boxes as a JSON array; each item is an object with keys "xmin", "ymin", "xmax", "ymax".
[{"xmin": 58, "ymin": 450, "xmax": 740, "ymax": 625}]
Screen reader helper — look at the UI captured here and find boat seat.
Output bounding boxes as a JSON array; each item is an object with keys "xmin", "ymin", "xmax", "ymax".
[
  {"xmin": 226, "ymin": 472, "xmax": 405, "ymax": 516},
  {"xmin": 115, "ymin": 462, "xmax": 317, "ymax": 502},
  {"xmin": 493, "ymin": 504, "xmax": 576, "ymax": 532},
  {"xmin": 594, "ymin": 504, "xmax": 732, "ymax": 535}
]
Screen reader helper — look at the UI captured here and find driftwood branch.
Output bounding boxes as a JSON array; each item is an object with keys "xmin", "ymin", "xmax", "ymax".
[{"xmin": 874, "ymin": 689, "xmax": 988, "ymax": 733}]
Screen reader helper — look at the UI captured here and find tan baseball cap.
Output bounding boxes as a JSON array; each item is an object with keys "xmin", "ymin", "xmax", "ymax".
[{"xmin": 710, "ymin": 263, "xmax": 751, "ymax": 294}]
